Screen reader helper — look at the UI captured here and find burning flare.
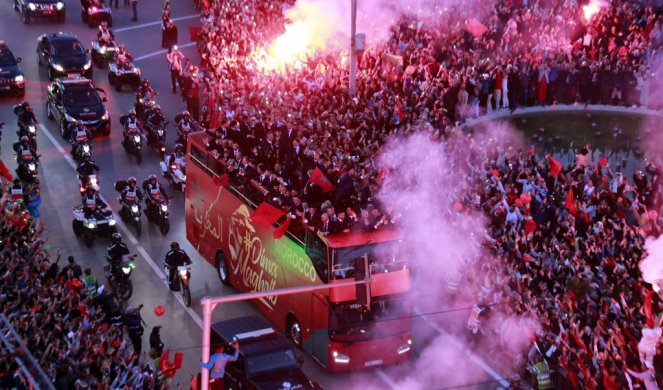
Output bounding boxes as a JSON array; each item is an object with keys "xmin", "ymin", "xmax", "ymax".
[{"xmin": 582, "ymin": 0, "xmax": 606, "ymax": 23}]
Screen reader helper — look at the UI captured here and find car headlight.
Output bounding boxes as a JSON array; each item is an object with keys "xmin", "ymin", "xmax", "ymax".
[
  {"xmin": 131, "ymin": 205, "xmax": 139, "ymax": 213},
  {"xmin": 160, "ymin": 204, "xmax": 168, "ymax": 212},
  {"xmin": 101, "ymin": 110, "xmax": 109, "ymax": 121},
  {"xmin": 28, "ymin": 125, "xmax": 36, "ymax": 134},
  {"xmin": 397, "ymin": 340, "xmax": 412, "ymax": 355},
  {"xmin": 64, "ymin": 113, "xmax": 76, "ymax": 122},
  {"xmin": 87, "ymin": 221, "xmax": 96, "ymax": 229},
  {"xmin": 121, "ymin": 266, "xmax": 131, "ymax": 274},
  {"xmin": 332, "ymin": 351, "xmax": 350, "ymax": 364},
  {"xmin": 82, "ymin": 144, "xmax": 90, "ymax": 153},
  {"xmin": 27, "ymin": 163, "xmax": 36, "ymax": 172},
  {"xmin": 27, "ymin": 3, "xmax": 36, "ymax": 10},
  {"xmin": 83, "ymin": 60, "xmax": 92, "ymax": 70},
  {"xmin": 133, "ymin": 135, "xmax": 141, "ymax": 143},
  {"xmin": 108, "ymin": 219, "xmax": 116, "ymax": 226},
  {"xmin": 53, "ymin": 64, "xmax": 64, "ymax": 72},
  {"xmin": 56, "ymin": 1, "xmax": 64, "ymax": 9},
  {"xmin": 14, "ymin": 75, "xmax": 24, "ymax": 83}
]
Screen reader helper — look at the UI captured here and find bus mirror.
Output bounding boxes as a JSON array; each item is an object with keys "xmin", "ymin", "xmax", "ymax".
[{"xmin": 354, "ymin": 255, "xmax": 371, "ymax": 308}]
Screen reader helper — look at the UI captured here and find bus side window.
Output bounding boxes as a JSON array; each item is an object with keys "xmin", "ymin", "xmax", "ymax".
[
  {"xmin": 210, "ymin": 158, "xmax": 227, "ymax": 176},
  {"xmin": 306, "ymin": 231, "xmax": 328, "ymax": 283},
  {"xmin": 189, "ymin": 144, "xmax": 208, "ymax": 173}
]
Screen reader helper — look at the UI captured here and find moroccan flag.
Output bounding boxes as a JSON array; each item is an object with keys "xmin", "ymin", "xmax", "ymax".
[
  {"xmin": 645, "ymin": 290, "xmax": 655, "ymax": 328},
  {"xmin": 526, "ymin": 149, "xmax": 535, "ymax": 156},
  {"xmin": 565, "ymin": 187, "xmax": 577, "ymax": 216},
  {"xmin": 309, "ymin": 167, "xmax": 336, "ymax": 193},
  {"xmin": 158, "ymin": 349, "xmax": 184, "ymax": 378},
  {"xmin": 213, "ymin": 174, "xmax": 230, "ymax": 187},
  {"xmin": 524, "ymin": 219, "xmax": 537, "ymax": 235},
  {"xmin": 273, "ymin": 217, "xmax": 290, "ymax": 239},
  {"xmin": 598, "ymin": 156, "xmax": 608, "ymax": 167},
  {"xmin": 0, "ymin": 160, "xmax": 13, "ymax": 181},
  {"xmin": 547, "ymin": 154, "xmax": 563, "ymax": 177},
  {"xmin": 251, "ymin": 202, "xmax": 285, "ymax": 228},
  {"xmin": 188, "ymin": 27, "xmax": 202, "ymax": 42},
  {"xmin": 396, "ymin": 100, "xmax": 405, "ymax": 122}
]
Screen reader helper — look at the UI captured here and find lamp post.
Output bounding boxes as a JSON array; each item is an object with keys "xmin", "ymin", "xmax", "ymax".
[{"xmin": 349, "ymin": 0, "xmax": 357, "ymax": 96}]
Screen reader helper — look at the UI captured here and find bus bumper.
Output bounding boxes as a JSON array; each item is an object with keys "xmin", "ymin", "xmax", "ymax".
[{"xmin": 327, "ymin": 333, "xmax": 412, "ymax": 372}]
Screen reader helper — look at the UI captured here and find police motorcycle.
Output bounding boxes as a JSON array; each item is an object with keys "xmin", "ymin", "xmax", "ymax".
[
  {"xmin": 143, "ymin": 107, "xmax": 168, "ymax": 159},
  {"xmin": 72, "ymin": 140, "xmax": 92, "ymax": 164},
  {"xmin": 135, "ymin": 83, "xmax": 156, "ymax": 123},
  {"xmin": 114, "ymin": 179, "xmax": 142, "ymax": 237},
  {"xmin": 104, "ymin": 253, "xmax": 136, "ymax": 299},
  {"xmin": 90, "ymin": 40, "xmax": 117, "ymax": 69},
  {"xmin": 108, "ymin": 52, "xmax": 141, "ymax": 92},
  {"xmin": 143, "ymin": 176, "xmax": 170, "ymax": 235},
  {"xmin": 13, "ymin": 104, "xmax": 37, "ymax": 151},
  {"xmin": 119, "ymin": 111, "xmax": 144, "ymax": 164},
  {"xmin": 174, "ymin": 111, "xmax": 198, "ymax": 147},
  {"xmin": 159, "ymin": 145, "xmax": 186, "ymax": 192},
  {"xmin": 78, "ymin": 173, "xmax": 99, "ymax": 194},
  {"xmin": 72, "ymin": 186, "xmax": 117, "ymax": 247},
  {"xmin": 13, "ymin": 138, "xmax": 39, "ymax": 184},
  {"xmin": 164, "ymin": 262, "xmax": 191, "ymax": 306},
  {"xmin": 81, "ymin": 0, "xmax": 112, "ymax": 28}
]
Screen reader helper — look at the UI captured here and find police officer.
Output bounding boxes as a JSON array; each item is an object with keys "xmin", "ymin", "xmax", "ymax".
[
  {"xmin": 70, "ymin": 121, "xmax": 92, "ymax": 155},
  {"xmin": 124, "ymin": 305, "xmax": 145, "ymax": 357},
  {"xmin": 164, "ymin": 241, "xmax": 191, "ymax": 291},
  {"xmin": 531, "ymin": 356, "xmax": 552, "ymax": 389},
  {"xmin": 106, "ymin": 232, "xmax": 129, "ymax": 274},
  {"xmin": 15, "ymin": 136, "xmax": 36, "ymax": 163},
  {"xmin": 142, "ymin": 174, "xmax": 169, "ymax": 216},
  {"xmin": 116, "ymin": 44, "xmax": 134, "ymax": 62},
  {"xmin": 120, "ymin": 176, "xmax": 144, "ymax": 214},
  {"xmin": 123, "ymin": 109, "xmax": 142, "ymax": 148},
  {"xmin": 81, "ymin": 267, "xmax": 99, "ymax": 299},
  {"xmin": 76, "ymin": 153, "xmax": 100, "ymax": 183},
  {"xmin": 146, "ymin": 105, "xmax": 166, "ymax": 146},
  {"xmin": 167, "ymin": 143, "xmax": 185, "ymax": 171},
  {"xmin": 15, "ymin": 101, "xmax": 38, "ymax": 130},
  {"xmin": 82, "ymin": 185, "xmax": 107, "ymax": 218},
  {"xmin": 97, "ymin": 21, "xmax": 115, "ymax": 44}
]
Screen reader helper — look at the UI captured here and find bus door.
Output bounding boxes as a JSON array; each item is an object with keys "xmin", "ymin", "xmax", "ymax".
[{"xmin": 307, "ymin": 293, "xmax": 329, "ymax": 367}]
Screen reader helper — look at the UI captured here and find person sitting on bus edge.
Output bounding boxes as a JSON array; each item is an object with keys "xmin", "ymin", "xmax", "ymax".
[
  {"xmin": 142, "ymin": 174, "xmax": 169, "ymax": 216},
  {"xmin": 200, "ymin": 340, "xmax": 240, "ymax": 380},
  {"xmin": 70, "ymin": 120, "xmax": 92, "ymax": 155},
  {"xmin": 164, "ymin": 242, "xmax": 191, "ymax": 291},
  {"xmin": 82, "ymin": 184, "xmax": 108, "ymax": 218}
]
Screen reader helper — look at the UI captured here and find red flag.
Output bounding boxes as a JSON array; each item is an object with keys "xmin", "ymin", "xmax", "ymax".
[
  {"xmin": 565, "ymin": 187, "xmax": 578, "ymax": 216},
  {"xmin": 251, "ymin": 202, "xmax": 285, "ymax": 228},
  {"xmin": 491, "ymin": 169, "xmax": 500, "ymax": 177},
  {"xmin": 213, "ymin": 174, "xmax": 230, "ymax": 187},
  {"xmin": 309, "ymin": 167, "xmax": 336, "ymax": 193},
  {"xmin": 273, "ymin": 218, "xmax": 290, "ymax": 239},
  {"xmin": 598, "ymin": 156, "xmax": 608, "ymax": 167},
  {"xmin": 547, "ymin": 155, "xmax": 563, "ymax": 177},
  {"xmin": 645, "ymin": 290, "xmax": 655, "ymax": 328},
  {"xmin": 396, "ymin": 100, "xmax": 404, "ymax": 121},
  {"xmin": 524, "ymin": 219, "xmax": 537, "ymax": 235},
  {"xmin": 0, "ymin": 160, "xmax": 13, "ymax": 182},
  {"xmin": 188, "ymin": 27, "xmax": 202, "ymax": 42},
  {"xmin": 526, "ymin": 149, "xmax": 535, "ymax": 156}
]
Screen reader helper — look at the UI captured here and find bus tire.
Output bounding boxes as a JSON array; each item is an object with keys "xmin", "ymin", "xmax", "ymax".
[
  {"xmin": 215, "ymin": 251, "xmax": 231, "ymax": 286},
  {"xmin": 286, "ymin": 314, "xmax": 303, "ymax": 349}
]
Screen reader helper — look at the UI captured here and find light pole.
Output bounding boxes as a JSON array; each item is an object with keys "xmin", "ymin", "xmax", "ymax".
[{"xmin": 349, "ymin": 0, "xmax": 357, "ymax": 96}]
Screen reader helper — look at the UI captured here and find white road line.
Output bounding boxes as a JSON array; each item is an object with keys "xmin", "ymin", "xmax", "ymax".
[
  {"xmin": 133, "ymin": 42, "xmax": 197, "ymax": 62},
  {"xmin": 375, "ymin": 369, "xmax": 398, "ymax": 389},
  {"xmin": 38, "ymin": 122, "xmax": 204, "ymax": 329},
  {"xmin": 114, "ymin": 14, "xmax": 199, "ymax": 32},
  {"xmin": 414, "ymin": 307, "xmax": 510, "ymax": 388}
]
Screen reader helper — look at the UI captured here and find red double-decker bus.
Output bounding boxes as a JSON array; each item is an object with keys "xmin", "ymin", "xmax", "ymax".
[{"xmin": 185, "ymin": 131, "xmax": 412, "ymax": 371}]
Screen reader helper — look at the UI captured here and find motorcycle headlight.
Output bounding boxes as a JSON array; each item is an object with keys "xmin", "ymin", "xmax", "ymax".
[
  {"xmin": 160, "ymin": 204, "xmax": 168, "ymax": 212},
  {"xmin": 108, "ymin": 219, "xmax": 116, "ymax": 226},
  {"xmin": 82, "ymin": 144, "xmax": 90, "ymax": 153},
  {"xmin": 28, "ymin": 163, "xmax": 36, "ymax": 172},
  {"xmin": 87, "ymin": 221, "xmax": 96, "ymax": 229},
  {"xmin": 157, "ymin": 129, "xmax": 164, "ymax": 136},
  {"xmin": 89, "ymin": 6, "xmax": 98, "ymax": 13},
  {"xmin": 121, "ymin": 266, "xmax": 131, "ymax": 274},
  {"xmin": 332, "ymin": 351, "xmax": 350, "ymax": 364},
  {"xmin": 131, "ymin": 205, "xmax": 139, "ymax": 213},
  {"xmin": 64, "ymin": 113, "xmax": 76, "ymax": 122},
  {"xmin": 133, "ymin": 135, "xmax": 141, "ymax": 143},
  {"xmin": 28, "ymin": 125, "xmax": 36, "ymax": 134},
  {"xmin": 14, "ymin": 75, "xmax": 24, "ymax": 83},
  {"xmin": 178, "ymin": 268, "xmax": 188, "ymax": 276},
  {"xmin": 56, "ymin": 1, "xmax": 64, "ymax": 9},
  {"xmin": 397, "ymin": 340, "xmax": 412, "ymax": 355},
  {"xmin": 83, "ymin": 60, "xmax": 92, "ymax": 70},
  {"xmin": 133, "ymin": 67, "xmax": 141, "ymax": 74},
  {"xmin": 101, "ymin": 110, "xmax": 109, "ymax": 121},
  {"xmin": 27, "ymin": 3, "xmax": 36, "ymax": 10},
  {"xmin": 53, "ymin": 64, "xmax": 64, "ymax": 72},
  {"xmin": 90, "ymin": 177, "xmax": 98, "ymax": 185},
  {"xmin": 99, "ymin": 46, "xmax": 107, "ymax": 54}
]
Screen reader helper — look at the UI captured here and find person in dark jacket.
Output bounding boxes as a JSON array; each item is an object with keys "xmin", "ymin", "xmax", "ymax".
[
  {"xmin": 162, "ymin": 19, "xmax": 178, "ymax": 49},
  {"xmin": 125, "ymin": 305, "xmax": 145, "ymax": 358},
  {"xmin": 149, "ymin": 326, "xmax": 164, "ymax": 357}
]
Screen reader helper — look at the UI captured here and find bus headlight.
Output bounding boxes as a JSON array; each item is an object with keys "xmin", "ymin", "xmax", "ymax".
[
  {"xmin": 397, "ymin": 339, "xmax": 412, "ymax": 355},
  {"xmin": 332, "ymin": 351, "xmax": 350, "ymax": 364},
  {"xmin": 131, "ymin": 205, "xmax": 139, "ymax": 213}
]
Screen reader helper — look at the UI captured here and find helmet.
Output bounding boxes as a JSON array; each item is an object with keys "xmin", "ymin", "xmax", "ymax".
[
  {"xmin": 118, "ymin": 43, "xmax": 125, "ymax": 50},
  {"xmin": 174, "ymin": 143, "xmax": 183, "ymax": 152},
  {"xmin": 86, "ymin": 184, "xmax": 96, "ymax": 193},
  {"xmin": 129, "ymin": 109, "xmax": 136, "ymax": 116},
  {"xmin": 154, "ymin": 104, "xmax": 161, "ymax": 111},
  {"xmin": 100, "ymin": 21, "xmax": 108, "ymax": 27},
  {"xmin": 111, "ymin": 232, "xmax": 122, "ymax": 243},
  {"xmin": 77, "ymin": 120, "xmax": 84, "ymax": 127},
  {"xmin": 20, "ymin": 136, "xmax": 28, "ymax": 142},
  {"xmin": 182, "ymin": 110, "xmax": 190, "ymax": 117},
  {"xmin": 128, "ymin": 176, "xmax": 137, "ymax": 184},
  {"xmin": 82, "ymin": 152, "xmax": 91, "ymax": 159},
  {"xmin": 21, "ymin": 101, "xmax": 30, "ymax": 109},
  {"xmin": 170, "ymin": 242, "xmax": 179, "ymax": 250},
  {"xmin": 148, "ymin": 174, "xmax": 157, "ymax": 181}
]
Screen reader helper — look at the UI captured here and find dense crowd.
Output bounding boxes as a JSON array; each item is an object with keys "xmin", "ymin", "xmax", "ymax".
[
  {"xmin": 0, "ymin": 185, "xmax": 168, "ymax": 389},
  {"xmin": 183, "ymin": 0, "xmax": 663, "ymax": 388}
]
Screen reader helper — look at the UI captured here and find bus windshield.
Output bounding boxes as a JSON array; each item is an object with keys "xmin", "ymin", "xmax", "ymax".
[
  {"xmin": 329, "ymin": 295, "xmax": 410, "ymax": 342},
  {"xmin": 330, "ymin": 241, "xmax": 407, "ymax": 280}
]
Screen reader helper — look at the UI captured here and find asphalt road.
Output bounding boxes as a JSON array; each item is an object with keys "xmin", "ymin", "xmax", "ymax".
[{"xmin": 0, "ymin": 1, "xmax": 511, "ymax": 389}]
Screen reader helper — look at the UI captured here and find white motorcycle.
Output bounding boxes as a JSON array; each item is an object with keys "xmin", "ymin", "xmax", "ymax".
[{"xmin": 159, "ymin": 154, "xmax": 186, "ymax": 192}]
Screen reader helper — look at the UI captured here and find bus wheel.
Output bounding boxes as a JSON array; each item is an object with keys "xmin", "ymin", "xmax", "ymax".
[
  {"xmin": 286, "ymin": 315, "xmax": 303, "ymax": 349},
  {"xmin": 215, "ymin": 251, "xmax": 231, "ymax": 286}
]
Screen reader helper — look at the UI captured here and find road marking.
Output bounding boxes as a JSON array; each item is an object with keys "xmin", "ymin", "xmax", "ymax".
[
  {"xmin": 133, "ymin": 42, "xmax": 197, "ymax": 62},
  {"xmin": 114, "ymin": 14, "xmax": 199, "ymax": 32},
  {"xmin": 375, "ymin": 369, "xmax": 398, "ymax": 389},
  {"xmin": 414, "ymin": 307, "xmax": 510, "ymax": 388},
  {"xmin": 38, "ymin": 122, "xmax": 204, "ymax": 329}
]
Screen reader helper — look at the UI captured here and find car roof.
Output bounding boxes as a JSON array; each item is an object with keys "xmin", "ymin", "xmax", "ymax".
[
  {"xmin": 0, "ymin": 41, "xmax": 8, "ymax": 50},
  {"xmin": 45, "ymin": 32, "xmax": 79, "ymax": 42},
  {"xmin": 56, "ymin": 77, "xmax": 94, "ymax": 87},
  {"xmin": 211, "ymin": 316, "xmax": 294, "ymax": 358}
]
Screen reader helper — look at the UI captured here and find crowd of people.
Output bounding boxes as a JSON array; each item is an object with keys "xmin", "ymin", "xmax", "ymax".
[
  {"xmin": 183, "ymin": 0, "xmax": 663, "ymax": 388},
  {"xmin": 0, "ymin": 186, "xmax": 170, "ymax": 389}
]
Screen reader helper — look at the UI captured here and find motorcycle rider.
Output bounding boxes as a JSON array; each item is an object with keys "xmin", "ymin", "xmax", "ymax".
[
  {"xmin": 146, "ymin": 104, "xmax": 167, "ymax": 146},
  {"xmin": 142, "ymin": 174, "xmax": 169, "ymax": 216},
  {"xmin": 167, "ymin": 143, "xmax": 186, "ymax": 174},
  {"xmin": 136, "ymin": 79, "xmax": 155, "ymax": 99},
  {"xmin": 106, "ymin": 232, "xmax": 130, "ymax": 279},
  {"xmin": 123, "ymin": 110, "xmax": 143, "ymax": 148},
  {"xmin": 116, "ymin": 43, "xmax": 134, "ymax": 63},
  {"xmin": 15, "ymin": 136, "xmax": 37, "ymax": 163},
  {"xmin": 120, "ymin": 176, "xmax": 144, "ymax": 214},
  {"xmin": 15, "ymin": 101, "xmax": 39, "ymax": 131},
  {"xmin": 70, "ymin": 121, "xmax": 93, "ymax": 155},
  {"xmin": 97, "ymin": 21, "xmax": 115, "ymax": 45},
  {"xmin": 164, "ymin": 241, "xmax": 191, "ymax": 291},
  {"xmin": 82, "ymin": 184, "xmax": 108, "ymax": 218},
  {"xmin": 176, "ymin": 110, "xmax": 193, "ymax": 143},
  {"xmin": 76, "ymin": 153, "xmax": 100, "ymax": 188},
  {"xmin": 10, "ymin": 179, "xmax": 24, "ymax": 201}
]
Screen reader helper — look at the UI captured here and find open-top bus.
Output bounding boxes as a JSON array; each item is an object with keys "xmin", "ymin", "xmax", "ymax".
[{"xmin": 185, "ymin": 131, "xmax": 412, "ymax": 371}]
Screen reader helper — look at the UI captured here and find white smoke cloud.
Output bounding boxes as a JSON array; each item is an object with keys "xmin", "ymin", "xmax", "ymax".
[{"xmin": 641, "ymin": 236, "xmax": 663, "ymax": 294}]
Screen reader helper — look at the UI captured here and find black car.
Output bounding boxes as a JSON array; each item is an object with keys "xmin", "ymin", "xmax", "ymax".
[
  {"xmin": 37, "ymin": 33, "xmax": 92, "ymax": 81},
  {"xmin": 0, "ymin": 42, "xmax": 25, "ymax": 97},
  {"xmin": 46, "ymin": 77, "xmax": 110, "ymax": 138},
  {"xmin": 14, "ymin": 0, "xmax": 65, "ymax": 24},
  {"xmin": 205, "ymin": 316, "xmax": 322, "ymax": 390}
]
